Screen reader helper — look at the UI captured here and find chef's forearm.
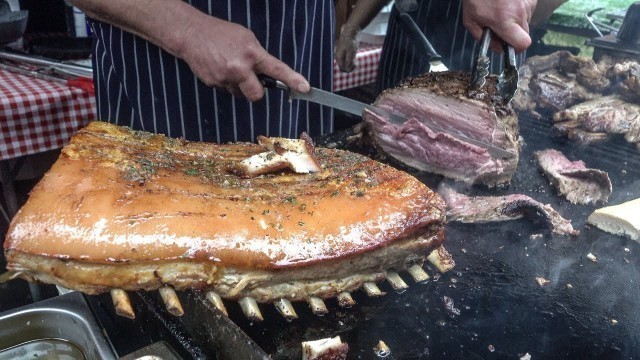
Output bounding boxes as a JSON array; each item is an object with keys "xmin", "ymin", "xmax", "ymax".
[{"xmin": 66, "ymin": 0, "xmax": 214, "ymax": 59}]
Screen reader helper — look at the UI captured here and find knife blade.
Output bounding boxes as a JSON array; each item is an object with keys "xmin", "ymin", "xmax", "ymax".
[{"xmin": 259, "ymin": 75, "xmax": 515, "ymax": 159}]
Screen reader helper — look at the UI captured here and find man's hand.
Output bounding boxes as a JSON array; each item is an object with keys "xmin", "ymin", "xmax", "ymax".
[
  {"xmin": 68, "ymin": 0, "xmax": 309, "ymax": 102},
  {"xmin": 178, "ymin": 13, "xmax": 309, "ymax": 101},
  {"xmin": 462, "ymin": 0, "xmax": 537, "ymax": 53}
]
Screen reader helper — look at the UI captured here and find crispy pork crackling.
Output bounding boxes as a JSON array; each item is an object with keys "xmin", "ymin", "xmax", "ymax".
[{"xmin": 3, "ymin": 122, "xmax": 447, "ymax": 305}]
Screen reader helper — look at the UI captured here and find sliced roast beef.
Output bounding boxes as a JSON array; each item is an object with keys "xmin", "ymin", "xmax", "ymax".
[
  {"xmin": 438, "ymin": 183, "xmax": 579, "ymax": 236},
  {"xmin": 534, "ymin": 149, "xmax": 612, "ymax": 205},
  {"xmin": 363, "ymin": 72, "xmax": 520, "ymax": 186}
]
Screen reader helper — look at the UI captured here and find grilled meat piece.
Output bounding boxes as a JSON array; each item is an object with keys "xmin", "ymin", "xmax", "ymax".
[
  {"xmin": 229, "ymin": 133, "xmax": 322, "ymax": 178},
  {"xmin": 514, "ymin": 52, "xmax": 640, "ymax": 118},
  {"xmin": 3, "ymin": 122, "xmax": 446, "ymax": 303},
  {"xmin": 513, "ymin": 51, "xmax": 599, "ymax": 115},
  {"xmin": 534, "ymin": 149, "xmax": 611, "ymax": 205},
  {"xmin": 438, "ymin": 183, "xmax": 579, "ymax": 236},
  {"xmin": 622, "ymin": 76, "xmax": 640, "ymax": 103},
  {"xmin": 362, "ymin": 72, "xmax": 520, "ymax": 186},
  {"xmin": 552, "ymin": 95, "xmax": 640, "ymax": 147}
]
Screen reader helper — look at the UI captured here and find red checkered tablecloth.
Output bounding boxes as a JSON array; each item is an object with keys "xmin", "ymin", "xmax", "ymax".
[
  {"xmin": 0, "ymin": 68, "xmax": 96, "ymax": 161},
  {"xmin": 333, "ymin": 44, "xmax": 382, "ymax": 92}
]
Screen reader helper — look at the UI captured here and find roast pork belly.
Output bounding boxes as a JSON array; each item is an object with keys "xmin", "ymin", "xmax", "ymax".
[
  {"xmin": 3, "ymin": 122, "xmax": 446, "ymax": 303},
  {"xmin": 362, "ymin": 72, "xmax": 520, "ymax": 186}
]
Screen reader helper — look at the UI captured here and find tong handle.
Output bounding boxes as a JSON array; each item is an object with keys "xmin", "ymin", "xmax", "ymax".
[
  {"xmin": 498, "ymin": 42, "xmax": 519, "ymax": 104},
  {"xmin": 478, "ymin": 28, "xmax": 492, "ymax": 58},
  {"xmin": 398, "ymin": 12, "xmax": 442, "ymax": 62},
  {"xmin": 502, "ymin": 42, "xmax": 516, "ymax": 70},
  {"xmin": 469, "ymin": 28, "xmax": 492, "ymax": 89}
]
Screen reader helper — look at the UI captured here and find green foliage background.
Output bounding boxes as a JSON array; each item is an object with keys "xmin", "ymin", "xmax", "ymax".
[{"xmin": 542, "ymin": 0, "xmax": 633, "ymax": 57}]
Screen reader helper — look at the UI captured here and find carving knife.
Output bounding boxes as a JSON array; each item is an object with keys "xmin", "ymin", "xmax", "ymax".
[{"xmin": 259, "ymin": 75, "xmax": 515, "ymax": 159}]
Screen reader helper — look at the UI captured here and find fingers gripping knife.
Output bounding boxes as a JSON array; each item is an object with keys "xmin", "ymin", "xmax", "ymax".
[{"xmin": 469, "ymin": 28, "xmax": 519, "ymax": 104}]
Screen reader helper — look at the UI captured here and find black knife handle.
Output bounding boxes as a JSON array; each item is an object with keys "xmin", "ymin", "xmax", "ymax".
[
  {"xmin": 257, "ymin": 74, "xmax": 288, "ymax": 90},
  {"xmin": 398, "ymin": 12, "xmax": 442, "ymax": 62}
]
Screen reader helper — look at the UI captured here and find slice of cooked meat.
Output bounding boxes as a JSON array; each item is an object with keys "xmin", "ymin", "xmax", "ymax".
[
  {"xmin": 588, "ymin": 198, "xmax": 640, "ymax": 241},
  {"xmin": 362, "ymin": 72, "xmax": 520, "ymax": 186},
  {"xmin": 438, "ymin": 183, "xmax": 579, "ymax": 236},
  {"xmin": 534, "ymin": 149, "xmax": 612, "ymax": 205},
  {"xmin": 3, "ymin": 122, "xmax": 446, "ymax": 303}
]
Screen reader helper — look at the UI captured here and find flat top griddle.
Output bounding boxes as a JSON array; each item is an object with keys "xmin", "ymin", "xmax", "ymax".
[
  {"xmin": 222, "ymin": 114, "xmax": 640, "ymax": 360},
  {"xmin": 79, "ymin": 113, "xmax": 640, "ymax": 360}
]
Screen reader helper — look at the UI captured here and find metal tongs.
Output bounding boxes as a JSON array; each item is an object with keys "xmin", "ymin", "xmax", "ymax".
[{"xmin": 469, "ymin": 28, "xmax": 518, "ymax": 104}]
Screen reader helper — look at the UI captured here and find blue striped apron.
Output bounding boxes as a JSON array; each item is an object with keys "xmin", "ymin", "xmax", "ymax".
[{"xmin": 89, "ymin": 0, "xmax": 335, "ymax": 143}]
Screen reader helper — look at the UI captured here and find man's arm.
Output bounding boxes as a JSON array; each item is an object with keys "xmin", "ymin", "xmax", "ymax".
[
  {"xmin": 335, "ymin": 0, "xmax": 391, "ymax": 72},
  {"xmin": 68, "ymin": 0, "xmax": 310, "ymax": 101}
]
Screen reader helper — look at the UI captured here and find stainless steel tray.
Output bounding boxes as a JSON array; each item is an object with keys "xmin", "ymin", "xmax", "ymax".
[{"xmin": 0, "ymin": 291, "xmax": 117, "ymax": 359}]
